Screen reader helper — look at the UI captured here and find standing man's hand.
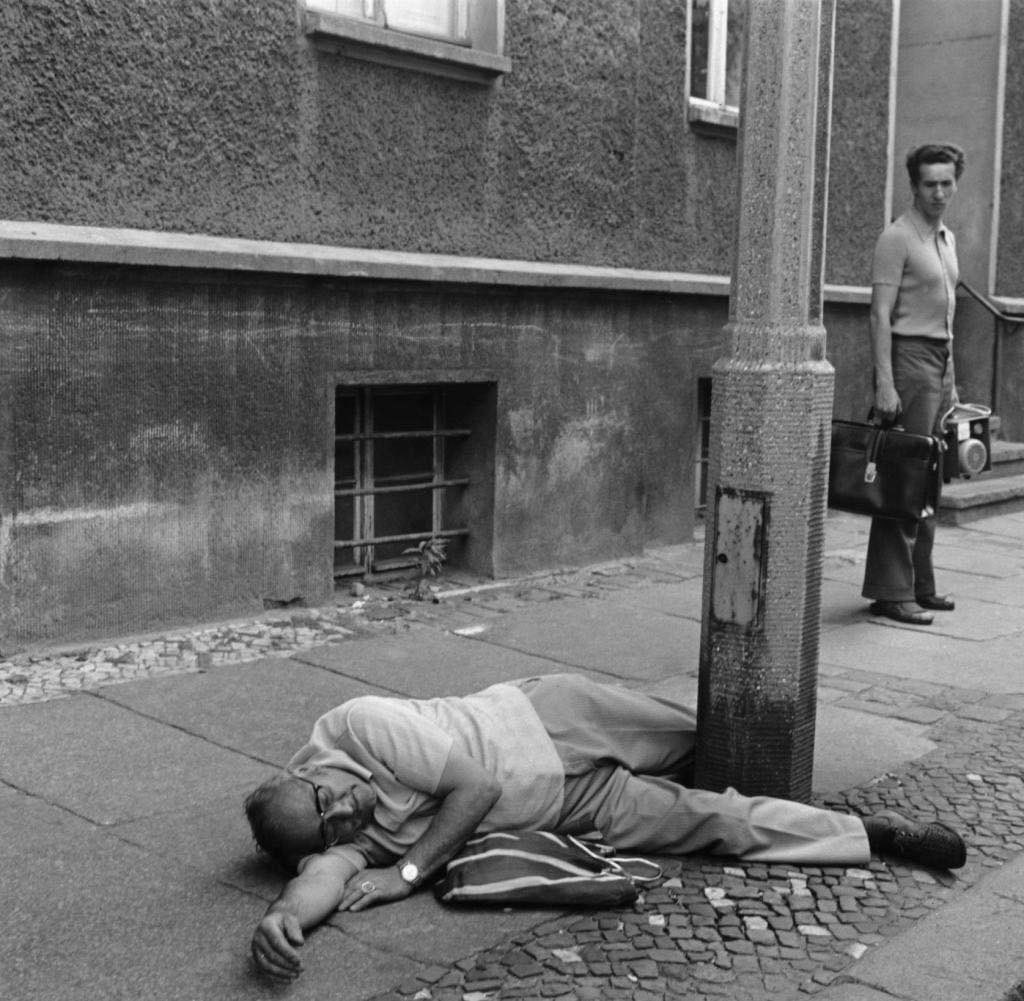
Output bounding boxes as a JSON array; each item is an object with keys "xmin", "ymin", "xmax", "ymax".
[
  {"xmin": 251, "ymin": 909, "xmax": 305, "ymax": 981},
  {"xmin": 873, "ymin": 383, "xmax": 902, "ymax": 424}
]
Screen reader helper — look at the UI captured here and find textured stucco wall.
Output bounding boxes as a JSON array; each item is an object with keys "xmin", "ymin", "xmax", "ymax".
[
  {"xmin": 0, "ymin": 263, "xmax": 710, "ymax": 647},
  {"xmin": 997, "ymin": 0, "xmax": 1024, "ymax": 297},
  {"xmin": 0, "ymin": 0, "xmax": 728, "ymax": 271},
  {"xmin": 0, "ymin": 0, "xmax": 883, "ymax": 280},
  {"xmin": 825, "ymin": 0, "xmax": 892, "ymax": 286}
]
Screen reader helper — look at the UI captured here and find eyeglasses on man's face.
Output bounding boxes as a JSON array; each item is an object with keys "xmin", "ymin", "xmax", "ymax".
[{"xmin": 291, "ymin": 773, "xmax": 333, "ymax": 851}]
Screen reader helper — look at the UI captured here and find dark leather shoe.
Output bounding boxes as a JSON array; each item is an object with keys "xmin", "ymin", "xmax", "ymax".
[
  {"xmin": 869, "ymin": 601, "xmax": 934, "ymax": 625},
  {"xmin": 868, "ymin": 811, "xmax": 967, "ymax": 869},
  {"xmin": 916, "ymin": 593, "xmax": 955, "ymax": 611}
]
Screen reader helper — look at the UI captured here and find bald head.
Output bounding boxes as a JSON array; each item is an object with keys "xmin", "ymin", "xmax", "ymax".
[{"xmin": 244, "ymin": 773, "xmax": 323, "ymax": 871}]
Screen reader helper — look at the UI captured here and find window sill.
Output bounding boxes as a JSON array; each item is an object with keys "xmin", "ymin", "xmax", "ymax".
[
  {"xmin": 688, "ymin": 99, "xmax": 739, "ymax": 137},
  {"xmin": 304, "ymin": 9, "xmax": 510, "ymax": 84}
]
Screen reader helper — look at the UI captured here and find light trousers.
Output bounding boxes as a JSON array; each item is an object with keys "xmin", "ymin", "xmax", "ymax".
[{"xmin": 518, "ymin": 674, "xmax": 870, "ymax": 865}]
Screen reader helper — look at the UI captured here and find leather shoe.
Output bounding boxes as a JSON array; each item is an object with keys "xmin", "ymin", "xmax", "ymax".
[
  {"xmin": 866, "ymin": 810, "xmax": 967, "ymax": 870},
  {"xmin": 869, "ymin": 601, "xmax": 934, "ymax": 625},
  {"xmin": 916, "ymin": 593, "xmax": 955, "ymax": 611}
]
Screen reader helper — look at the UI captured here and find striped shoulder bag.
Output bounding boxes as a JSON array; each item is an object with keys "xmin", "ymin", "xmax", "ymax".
[{"xmin": 433, "ymin": 830, "xmax": 662, "ymax": 908}]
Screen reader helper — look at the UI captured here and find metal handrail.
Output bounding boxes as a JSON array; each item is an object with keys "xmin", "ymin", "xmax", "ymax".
[
  {"xmin": 957, "ymin": 280, "xmax": 1024, "ymax": 415},
  {"xmin": 958, "ymin": 279, "xmax": 1024, "ymax": 322}
]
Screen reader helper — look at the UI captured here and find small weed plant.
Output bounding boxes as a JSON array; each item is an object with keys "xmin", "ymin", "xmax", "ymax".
[{"xmin": 404, "ymin": 537, "xmax": 448, "ymax": 600}]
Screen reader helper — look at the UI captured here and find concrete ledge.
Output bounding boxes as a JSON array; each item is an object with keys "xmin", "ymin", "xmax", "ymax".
[
  {"xmin": 0, "ymin": 220, "xmax": 731, "ymax": 295},
  {"xmin": 0, "ymin": 221, "xmax": 871, "ymax": 303}
]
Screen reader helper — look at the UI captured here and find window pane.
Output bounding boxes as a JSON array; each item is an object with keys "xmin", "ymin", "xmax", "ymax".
[
  {"xmin": 307, "ymin": 0, "xmax": 374, "ymax": 17},
  {"xmin": 384, "ymin": 0, "xmax": 465, "ymax": 42},
  {"xmin": 690, "ymin": 0, "xmax": 710, "ymax": 100},
  {"xmin": 725, "ymin": 0, "xmax": 747, "ymax": 108}
]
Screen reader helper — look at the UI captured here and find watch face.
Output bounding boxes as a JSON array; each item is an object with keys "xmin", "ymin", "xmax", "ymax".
[{"xmin": 400, "ymin": 862, "xmax": 419, "ymax": 884}]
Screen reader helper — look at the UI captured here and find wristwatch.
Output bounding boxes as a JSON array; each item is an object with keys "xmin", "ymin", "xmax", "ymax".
[{"xmin": 398, "ymin": 861, "xmax": 420, "ymax": 886}]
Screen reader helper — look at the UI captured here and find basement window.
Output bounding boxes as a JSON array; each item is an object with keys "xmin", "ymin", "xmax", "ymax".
[
  {"xmin": 696, "ymin": 376, "xmax": 713, "ymax": 513},
  {"xmin": 334, "ymin": 384, "xmax": 487, "ymax": 578}
]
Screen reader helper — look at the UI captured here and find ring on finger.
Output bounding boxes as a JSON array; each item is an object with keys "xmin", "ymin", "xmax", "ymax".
[{"xmin": 360, "ymin": 880, "xmax": 376, "ymax": 893}]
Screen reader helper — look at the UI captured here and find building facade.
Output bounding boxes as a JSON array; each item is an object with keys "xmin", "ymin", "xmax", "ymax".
[{"xmin": 1, "ymin": 0, "xmax": 1021, "ymax": 647}]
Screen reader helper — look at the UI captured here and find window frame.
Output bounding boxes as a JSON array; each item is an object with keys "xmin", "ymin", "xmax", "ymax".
[
  {"xmin": 303, "ymin": 0, "xmax": 510, "ymax": 84},
  {"xmin": 687, "ymin": 0, "xmax": 743, "ymax": 132},
  {"xmin": 334, "ymin": 384, "xmax": 472, "ymax": 578}
]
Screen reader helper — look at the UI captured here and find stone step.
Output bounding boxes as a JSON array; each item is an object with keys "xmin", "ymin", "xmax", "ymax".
[
  {"xmin": 938, "ymin": 464, "xmax": 1024, "ymax": 525},
  {"xmin": 986, "ymin": 438, "xmax": 1024, "ymax": 478}
]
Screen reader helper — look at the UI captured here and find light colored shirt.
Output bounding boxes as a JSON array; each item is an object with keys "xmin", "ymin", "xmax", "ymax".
[
  {"xmin": 871, "ymin": 207, "xmax": 958, "ymax": 340},
  {"xmin": 288, "ymin": 682, "xmax": 565, "ymax": 870}
]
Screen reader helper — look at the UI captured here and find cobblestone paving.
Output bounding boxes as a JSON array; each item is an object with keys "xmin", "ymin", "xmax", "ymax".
[{"xmin": 372, "ymin": 707, "xmax": 1024, "ymax": 1001}]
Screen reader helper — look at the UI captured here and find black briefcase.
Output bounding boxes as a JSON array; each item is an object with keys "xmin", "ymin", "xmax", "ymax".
[{"xmin": 828, "ymin": 420, "xmax": 943, "ymax": 520}]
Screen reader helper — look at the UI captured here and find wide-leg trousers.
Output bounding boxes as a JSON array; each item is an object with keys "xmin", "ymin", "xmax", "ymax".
[
  {"xmin": 517, "ymin": 674, "xmax": 870, "ymax": 864},
  {"xmin": 861, "ymin": 336, "xmax": 954, "ymax": 603}
]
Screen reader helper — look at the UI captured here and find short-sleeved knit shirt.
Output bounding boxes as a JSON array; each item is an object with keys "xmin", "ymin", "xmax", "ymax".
[
  {"xmin": 871, "ymin": 207, "xmax": 958, "ymax": 341},
  {"xmin": 288, "ymin": 682, "xmax": 565, "ymax": 871}
]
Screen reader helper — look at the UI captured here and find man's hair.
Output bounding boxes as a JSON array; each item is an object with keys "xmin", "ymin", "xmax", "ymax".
[
  {"xmin": 906, "ymin": 142, "xmax": 965, "ymax": 184},
  {"xmin": 244, "ymin": 773, "xmax": 306, "ymax": 873}
]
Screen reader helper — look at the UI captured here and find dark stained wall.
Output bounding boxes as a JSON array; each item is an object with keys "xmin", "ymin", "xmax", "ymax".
[{"xmin": 0, "ymin": 263, "xmax": 718, "ymax": 645}]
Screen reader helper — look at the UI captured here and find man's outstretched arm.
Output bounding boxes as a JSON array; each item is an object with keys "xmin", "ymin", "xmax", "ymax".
[
  {"xmin": 251, "ymin": 852, "xmax": 360, "ymax": 981},
  {"xmin": 338, "ymin": 746, "xmax": 502, "ymax": 912}
]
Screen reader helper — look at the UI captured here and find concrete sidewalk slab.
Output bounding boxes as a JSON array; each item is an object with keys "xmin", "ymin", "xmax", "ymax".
[
  {"xmin": 94, "ymin": 656, "xmax": 384, "ymax": 766},
  {"xmin": 863, "ymin": 595, "xmax": 1024, "ymax": 640},
  {"xmin": 1, "ymin": 787, "xmax": 418, "ymax": 1001},
  {"xmin": 292, "ymin": 626, "xmax": 575, "ymax": 696},
  {"xmin": 813, "ymin": 704, "xmax": 935, "ymax": 793},
  {"xmin": 114, "ymin": 799, "xmax": 284, "ymax": 899},
  {"xmin": 818, "ymin": 854, "xmax": 1024, "ymax": 1001},
  {"xmin": 115, "ymin": 795, "xmax": 556, "ymax": 972},
  {"xmin": 0, "ymin": 695, "xmax": 267, "ymax": 825},
  {"xmin": 323, "ymin": 885, "xmax": 559, "ymax": 966},
  {"xmin": 459, "ymin": 596, "xmax": 703, "ymax": 681},
  {"xmin": 821, "ymin": 625, "xmax": 1024, "ymax": 692},
  {"xmin": 934, "ymin": 538, "xmax": 1024, "ymax": 578},
  {"xmin": 592, "ymin": 578, "xmax": 704, "ymax": 622},
  {"xmin": 645, "ymin": 672, "xmax": 936, "ymax": 794}
]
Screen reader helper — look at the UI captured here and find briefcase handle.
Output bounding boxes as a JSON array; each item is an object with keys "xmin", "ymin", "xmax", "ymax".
[{"xmin": 864, "ymin": 426, "xmax": 884, "ymax": 484}]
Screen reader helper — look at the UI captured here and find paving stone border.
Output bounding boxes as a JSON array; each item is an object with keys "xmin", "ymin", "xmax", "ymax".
[
  {"xmin": 369, "ymin": 706, "xmax": 1024, "ymax": 1001},
  {"xmin": 0, "ymin": 547, "xmax": 697, "ymax": 707}
]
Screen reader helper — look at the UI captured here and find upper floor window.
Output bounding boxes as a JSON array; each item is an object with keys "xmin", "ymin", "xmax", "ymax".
[
  {"xmin": 307, "ymin": 0, "xmax": 468, "ymax": 45},
  {"xmin": 688, "ymin": 0, "xmax": 746, "ymax": 131},
  {"xmin": 304, "ymin": 0, "xmax": 509, "ymax": 83}
]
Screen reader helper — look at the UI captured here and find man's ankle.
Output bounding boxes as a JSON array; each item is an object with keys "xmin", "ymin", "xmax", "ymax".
[{"xmin": 861, "ymin": 814, "xmax": 895, "ymax": 853}]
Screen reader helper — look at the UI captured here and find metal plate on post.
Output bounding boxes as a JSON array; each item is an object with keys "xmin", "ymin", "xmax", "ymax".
[{"xmin": 710, "ymin": 486, "xmax": 769, "ymax": 630}]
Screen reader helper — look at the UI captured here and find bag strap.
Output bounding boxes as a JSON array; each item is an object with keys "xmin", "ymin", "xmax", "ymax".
[{"xmin": 565, "ymin": 835, "xmax": 663, "ymax": 884}]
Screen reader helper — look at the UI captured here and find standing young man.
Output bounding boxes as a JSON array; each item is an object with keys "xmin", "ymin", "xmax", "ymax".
[{"xmin": 862, "ymin": 143, "xmax": 965, "ymax": 625}]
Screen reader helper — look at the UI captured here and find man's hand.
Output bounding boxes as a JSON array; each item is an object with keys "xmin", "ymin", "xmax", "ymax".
[
  {"xmin": 338, "ymin": 865, "xmax": 413, "ymax": 912},
  {"xmin": 873, "ymin": 383, "xmax": 901, "ymax": 424},
  {"xmin": 251, "ymin": 909, "xmax": 305, "ymax": 981}
]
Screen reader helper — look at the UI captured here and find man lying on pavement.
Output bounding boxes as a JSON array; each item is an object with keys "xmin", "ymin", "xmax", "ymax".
[{"xmin": 244, "ymin": 672, "xmax": 966, "ymax": 981}]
